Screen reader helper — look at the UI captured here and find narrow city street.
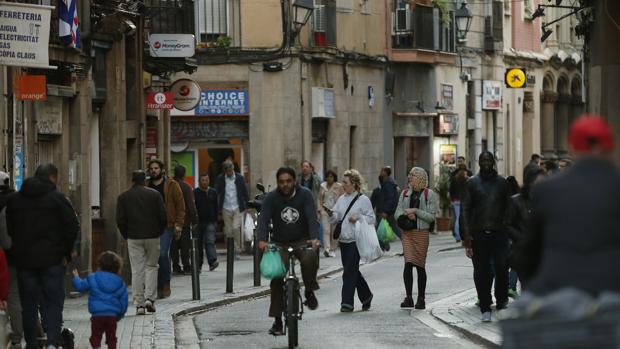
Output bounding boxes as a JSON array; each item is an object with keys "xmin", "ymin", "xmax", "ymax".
[{"xmin": 193, "ymin": 234, "xmax": 483, "ymax": 349}]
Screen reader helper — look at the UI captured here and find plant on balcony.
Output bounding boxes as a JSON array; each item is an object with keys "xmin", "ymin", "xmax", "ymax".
[
  {"xmin": 216, "ymin": 36, "xmax": 232, "ymax": 49},
  {"xmin": 433, "ymin": 0, "xmax": 451, "ymax": 25}
]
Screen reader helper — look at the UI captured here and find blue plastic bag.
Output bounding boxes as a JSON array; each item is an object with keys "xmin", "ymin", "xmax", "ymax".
[{"xmin": 260, "ymin": 245, "xmax": 287, "ymax": 280}]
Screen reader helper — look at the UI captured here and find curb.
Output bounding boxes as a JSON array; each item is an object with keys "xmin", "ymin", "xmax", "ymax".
[{"xmin": 430, "ymin": 308, "xmax": 500, "ymax": 349}]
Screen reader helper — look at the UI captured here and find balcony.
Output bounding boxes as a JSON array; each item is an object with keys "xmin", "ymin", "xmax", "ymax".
[
  {"xmin": 12, "ymin": 0, "xmax": 63, "ymax": 47},
  {"xmin": 144, "ymin": 0, "xmax": 195, "ymax": 35},
  {"xmin": 391, "ymin": 3, "xmax": 456, "ymax": 64}
]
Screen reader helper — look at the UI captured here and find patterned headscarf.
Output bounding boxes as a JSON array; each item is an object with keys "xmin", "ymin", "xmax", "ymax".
[{"xmin": 409, "ymin": 167, "xmax": 428, "ymax": 192}]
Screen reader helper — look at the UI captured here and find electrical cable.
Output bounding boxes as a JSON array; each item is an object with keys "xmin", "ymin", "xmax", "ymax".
[{"xmin": 605, "ymin": 0, "xmax": 620, "ymax": 34}]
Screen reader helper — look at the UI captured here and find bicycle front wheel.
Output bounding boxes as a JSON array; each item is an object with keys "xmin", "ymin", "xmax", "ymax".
[{"xmin": 286, "ymin": 279, "xmax": 299, "ymax": 348}]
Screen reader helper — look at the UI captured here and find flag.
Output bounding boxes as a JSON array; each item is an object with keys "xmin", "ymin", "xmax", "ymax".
[{"xmin": 59, "ymin": 0, "xmax": 80, "ymax": 48}]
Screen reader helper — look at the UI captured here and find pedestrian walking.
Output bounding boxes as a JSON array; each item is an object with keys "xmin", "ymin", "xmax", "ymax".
[
  {"xmin": 171, "ymin": 166, "xmax": 199, "ymax": 274},
  {"xmin": 514, "ymin": 116, "xmax": 620, "ymax": 295},
  {"xmin": 116, "ymin": 170, "xmax": 166, "ymax": 314},
  {"xmin": 6, "ymin": 163, "xmax": 80, "ymax": 348},
  {"xmin": 317, "ymin": 170, "xmax": 343, "ymax": 258},
  {"xmin": 506, "ymin": 166, "xmax": 545, "ymax": 298},
  {"xmin": 215, "ymin": 161, "xmax": 249, "ymax": 258},
  {"xmin": 72, "ymin": 251, "xmax": 128, "ymax": 349},
  {"xmin": 327, "ymin": 169, "xmax": 375, "ymax": 312},
  {"xmin": 448, "ymin": 165, "xmax": 469, "ymax": 243},
  {"xmin": 297, "ymin": 160, "xmax": 322, "ymax": 201},
  {"xmin": 146, "ymin": 159, "xmax": 185, "ymax": 299},
  {"xmin": 194, "ymin": 173, "xmax": 219, "ymax": 271},
  {"xmin": 256, "ymin": 167, "xmax": 320, "ymax": 335},
  {"xmin": 395, "ymin": 167, "xmax": 437, "ymax": 309},
  {"xmin": 375, "ymin": 166, "xmax": 402, "ymax": 243},
  {"xmin": 461, "ymin": 152, "xmax": 511, "ymax": 322}
]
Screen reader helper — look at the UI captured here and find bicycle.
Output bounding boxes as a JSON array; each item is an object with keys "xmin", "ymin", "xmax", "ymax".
[{"xmin": 280, "ymin": 245, "xmax": 313, "ymax": 349}]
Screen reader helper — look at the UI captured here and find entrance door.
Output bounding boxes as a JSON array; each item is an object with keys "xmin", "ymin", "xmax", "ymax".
[{"xmin": 394, "ymin": 137, "xmax": 431, "ymax": 187}]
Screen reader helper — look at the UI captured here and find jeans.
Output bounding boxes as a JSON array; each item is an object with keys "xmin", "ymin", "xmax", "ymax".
[
  {"xmin": 199, "ymin": 222, "xmax": 218, "ymax": 267},
  {"xmin": 269, "ymin": 241, "xmax": 319, "ymax": 317},
  {"xmin": 158, "ymin": 228, "xmax": 175, "ymax": 288},
  {"xmin": 509, "ymin": 269, "xmax": 519, "ymax": 290},
  {"xmin": 340, "ymin": 242, "xmax": 373, "ymax": 309},
  {"xmin": 17, "ymin": 264, "xmax": 66, "ymax": 348},
  {"xmin": 471, "ymin": 231, "xmax": 510, "ymax": 313},
  {"xmin": 452, "ymin": 202, "xmax": 462, "ymax": 241},
  {"xmin": 171, "ymin": 226, "xmax": 191, "ymax": 271}
]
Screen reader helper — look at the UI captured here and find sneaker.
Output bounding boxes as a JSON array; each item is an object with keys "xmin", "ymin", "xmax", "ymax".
[
  {"xmin": 305, "ymin": 291, "xmax": 318, "ymax": 310},
  {"xmin": 268, "ymin": 320, "xmax": 284, "ymax": 336},
  {"xmin": 145, "ymin": 299, "xmax": 156, "ymax": 313},
  {"xmin": 400, "ymin": 297, "xmax": 415, "ymax": 309},
  {"xmin": 496, "ymin": 300, "xmax": 508, "ymax": 310},
  {"xmin": 209, "ymin": 261, "xmax": 220, "ymax": 271},
  {"xmin": 8, "ymin": 341, "xmax": 23, "ymax": 349},
  {"xmin": 162, "ymin": 284, "xmax": 171, "ymax": 298},
  {"xmin": 328, "ymin": 251, "xmax": 336, "ymax": 257},
  {"xmin": 362, "ymin": 295, "xmax": 373, "ymax": 311},
  {"xmin": 136, "ymin": 306, "xmax": 146, "ymax": 315},
  {"xmin": 323, "ymin": 250, "xmax": 330, "ymax": 258},
  {"xmin": 340, "ymin": 306, "xmax": 353, "ymax": 313},
  {"xmin": 508, "ymin": 288, "xmax": 519, "ymax": 299},
  {"xmin": 414, "ymin": 297, "xmax": 425, "ymax": 310},
  {"xmin": 481, "ymin": 311, "xmax": 492, "ymax": 322}
]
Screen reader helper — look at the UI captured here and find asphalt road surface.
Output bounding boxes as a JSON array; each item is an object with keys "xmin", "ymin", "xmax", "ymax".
[{"xmin": 193, "ymin": 233, "xmax": 483, "ymax": 349}]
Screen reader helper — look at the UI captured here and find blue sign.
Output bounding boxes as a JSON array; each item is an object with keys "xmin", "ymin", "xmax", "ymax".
[{"xmin": 195, "ymin": 89, "xmax": 249, "ymax": 116}]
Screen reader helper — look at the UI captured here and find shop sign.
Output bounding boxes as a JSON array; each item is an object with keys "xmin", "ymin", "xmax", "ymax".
[
  {"xmin": 149, "ymin": 34, "xmax": 195, "ymax": 58},
  {"xmin": 435, "ymin": 113, "xmax": 459, "ymax": 136},
  {"xmin": 441, "ymin": 84, "xmax": 453, "ymax": 111},
  {"xmin": 15, "ymin": 75, "xmax": 46, "ymax": 101},
  {"xmin": 146, "ymin": 92, "xmax": 174, "ymax": 110},
  {"xmin": 145, "ymin": 127, "xmax": 158, "ymax": 162},
  {"xmin": 196, "ymin": 89, "xmax": 249, "ymax": 116},
  {"xmin": 505, "ymin": 68, "xmax": 527, "ymax": 88},
  {"xmin": 440, "ymin": 144, "xmax": 457, "ymax": 166},
  {"xmin": 35, "ymin": 96, "xmax": 62, "ymax": 135},
  {"xmin": 482, "ymin": 80, "xmax": 502, "ymax": 110},
  {"xmin": 170, "ymin": 79, "xmax": 201, "ymax": 111},
  {"xmin": 0, "ymin": 2, "xmax": 53, "ymax": 68}
]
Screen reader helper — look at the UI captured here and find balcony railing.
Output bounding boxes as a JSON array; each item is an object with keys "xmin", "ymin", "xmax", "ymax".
[
  {"xmin": 145, "ymin": 0, "xmax": 195, "ymax": 35},
  {"xmin": 392, "ymin": 5, "xmax": 455, "ymax": 53}
]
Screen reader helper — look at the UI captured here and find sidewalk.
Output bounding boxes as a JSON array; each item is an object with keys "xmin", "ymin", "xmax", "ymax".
[
  {"xmin": 62, "ymin": 248, "xmax": 349, "ymax": 348},
  {"xmin": 430, "ymin": 287, "xmax": 502, "ymax": 348}
]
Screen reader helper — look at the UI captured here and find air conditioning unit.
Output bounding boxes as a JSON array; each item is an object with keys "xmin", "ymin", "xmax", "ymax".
[
  {"xmin": 312, "ymin": 87, "xmax": 335, "ymax": 118},
  {"xmin": 394, "ymin": 9, "xmax": 411, "ymax": 32}
]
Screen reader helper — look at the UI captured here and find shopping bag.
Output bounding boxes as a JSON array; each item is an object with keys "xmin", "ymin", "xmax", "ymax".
[
  {"xmin": 260, "ymin": 245, "xmax": 287, "ymax": 280},
  {"xmin": 243, "ymin": 213, "xmax": 255, "ymax": 241},
  {"xmin": 377, "ymin": 219, "xmax": 396, "ymax": 243},
  {"xmin": 354, "ymin": 220, "xmax": 383, "ymax": 263}
]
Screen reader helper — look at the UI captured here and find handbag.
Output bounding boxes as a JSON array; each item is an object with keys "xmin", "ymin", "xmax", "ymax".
[
  {"xmin": 333, "ymin": 194, "xmax": 361, "ymax": 240},
  {"xmin": 397, "ymin": 188, "xmax": 430, "ymax": 231}
]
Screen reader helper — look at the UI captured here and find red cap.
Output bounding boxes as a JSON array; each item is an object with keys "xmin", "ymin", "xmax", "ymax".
[{"xmin": 569, "ymin": 115, "xmax": 615, "ymax": 153}]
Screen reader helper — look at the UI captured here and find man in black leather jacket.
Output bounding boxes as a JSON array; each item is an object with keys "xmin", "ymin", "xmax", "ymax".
[{"xmin": 461, "ymin": 151, "xmax": 511, "ymax": 321}]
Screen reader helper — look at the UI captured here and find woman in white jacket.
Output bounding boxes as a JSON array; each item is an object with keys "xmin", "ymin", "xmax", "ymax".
[{"xmin": 327, "ymin": 169, "xmax": 375, "ymax": 312}]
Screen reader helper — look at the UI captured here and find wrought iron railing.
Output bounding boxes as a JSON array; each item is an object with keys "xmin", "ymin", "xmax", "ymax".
[{"xmin": 144, "ymin": 0, "xmax": 195, "ymax": 35}]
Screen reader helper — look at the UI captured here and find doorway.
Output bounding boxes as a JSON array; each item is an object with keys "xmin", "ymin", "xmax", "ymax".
[{"xmin": 394, "ymin": 137, "xmax": 430, "ymax": 187}]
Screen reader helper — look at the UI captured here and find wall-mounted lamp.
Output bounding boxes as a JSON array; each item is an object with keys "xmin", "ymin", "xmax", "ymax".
[{"xmin": 455, "ymin": 1, "xmax": 472, "ymax": 43}]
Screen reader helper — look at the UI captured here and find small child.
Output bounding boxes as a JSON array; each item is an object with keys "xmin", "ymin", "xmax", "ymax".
[{"xmin": 72, "ymin": 251, "xmax": 128, "ymax": 349}]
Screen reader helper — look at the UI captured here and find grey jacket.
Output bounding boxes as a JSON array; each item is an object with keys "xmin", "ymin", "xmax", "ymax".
[{"xmin": 395, "ymin": 186, "xmax": 437, "ymax": 231}]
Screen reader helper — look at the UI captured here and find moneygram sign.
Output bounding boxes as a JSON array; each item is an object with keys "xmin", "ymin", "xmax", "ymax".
[
  {"xmin": 149, "ymin": 34, "xmax": 195, "ymax": 58},
  {"xmin": 0, "ymin": 2, "xmax": 53, "ymax": 68}
]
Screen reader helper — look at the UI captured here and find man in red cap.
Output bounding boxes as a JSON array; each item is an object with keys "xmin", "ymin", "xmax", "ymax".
[{"xmin": 514, "ymin": 115, "xmax": 620, "ymax": 296}]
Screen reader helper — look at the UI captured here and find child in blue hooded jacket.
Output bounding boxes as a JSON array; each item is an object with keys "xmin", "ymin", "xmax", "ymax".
[{"xmin": 73, "ymin": 251, "xmax": 128, "ymax": 349}]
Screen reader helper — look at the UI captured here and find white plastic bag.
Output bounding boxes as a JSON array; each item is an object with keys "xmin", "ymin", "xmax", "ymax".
[
  {"xmin": 243, "ymin": 212, "xmax": 255, "ymax": 241},
  {"xmin": 354, "ymin": 220, "xmax": 383, "ymax": 263}
]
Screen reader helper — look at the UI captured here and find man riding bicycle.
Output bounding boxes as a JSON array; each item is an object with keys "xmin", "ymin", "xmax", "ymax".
[{"xmin": 257, "ymin": 167, "xmax": 321, "ymax": 335}]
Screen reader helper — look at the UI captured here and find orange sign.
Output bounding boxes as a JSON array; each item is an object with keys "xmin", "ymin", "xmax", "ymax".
[{"xmin": 15, "ymin": 75, "xmax": 47, "ymax": 101}]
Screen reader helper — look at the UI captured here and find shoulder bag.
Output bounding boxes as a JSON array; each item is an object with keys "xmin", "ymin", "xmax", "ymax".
[{"xmin": 333, "ymin": 194, "xmax": 361, "ymax": 239}]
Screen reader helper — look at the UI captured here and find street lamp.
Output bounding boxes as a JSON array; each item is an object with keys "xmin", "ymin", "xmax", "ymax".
[
  {"xmin": 455, "ymin": 1, "xmax": 473, "ymax": 43},
  {"xmin": 292, "ymin": 0, "xmax": 314, "ymax": 32}
]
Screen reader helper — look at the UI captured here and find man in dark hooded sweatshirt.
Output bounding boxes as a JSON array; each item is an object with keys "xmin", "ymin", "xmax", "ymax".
[
  {"xmin": 6, "ymin": 163, "xmax": 80, "ymax": 349},
  {"xmin": 461, "ymin": 151, "xmax": 511, "ymax": 322}
]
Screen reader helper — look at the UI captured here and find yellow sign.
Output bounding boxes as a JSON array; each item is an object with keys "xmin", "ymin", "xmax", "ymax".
[{"xmin": 505, "ymin": 68, "xmax": 527, "ymax": 88}]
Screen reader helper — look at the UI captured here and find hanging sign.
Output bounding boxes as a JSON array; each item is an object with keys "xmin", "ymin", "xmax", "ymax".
[
  {"xmin": 0, "ymin": 2, "xmax": 53, "ymax": 68},
  {"xmin": 170, "ymin": 79, "xmax": 201, "ymax": 111},
  {"xmin": 505, "ymin": 68, "xmax": 527, "ymax": 88},
  {"xmin": 146, "ymin": 92, "xmax": 174, "ymax": 110}
]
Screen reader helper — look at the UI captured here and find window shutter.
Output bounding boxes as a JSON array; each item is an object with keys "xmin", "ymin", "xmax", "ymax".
[
  {"xmin": 199, "ymin": 0, "xmax": 227, "ymax": 35},
  {"xmin": 313, "ymin": 5, "xmax": 327, "ymax": 32}
]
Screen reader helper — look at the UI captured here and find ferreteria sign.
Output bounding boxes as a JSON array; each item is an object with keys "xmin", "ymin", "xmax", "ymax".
[{"xmin": 0, "ymin": 2, "xmax": 53, "ymax": 69}]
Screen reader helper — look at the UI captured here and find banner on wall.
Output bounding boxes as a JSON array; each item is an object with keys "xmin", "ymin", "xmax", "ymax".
[
  {"xmin": 171, "ymin": 151, "xmax": 196, "ymax": 187},
  {"xmin": 440, "ymin": 144, "xmax": 457, "ymax": 166}
]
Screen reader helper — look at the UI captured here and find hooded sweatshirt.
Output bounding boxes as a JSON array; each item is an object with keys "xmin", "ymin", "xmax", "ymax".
[
  {"xmin": 72, "ymin": 271, "xmax": 128, "ymax": 319},
  {"xmin": 6, "ymin": 176, "xmax": 80, "ymax": 269}
]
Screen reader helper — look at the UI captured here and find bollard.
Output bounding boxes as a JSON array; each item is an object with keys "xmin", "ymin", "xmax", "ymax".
[
  {"xmin": 253, "ymin": 230, "xmax": 261, "ymax": 287},
  {"xmin": 226, "ymin": 237, "xmax": 234, "ymax": 293},
  {"xmin": 190, "ymin": 226, "xmax": 201, "ymax": 300}
]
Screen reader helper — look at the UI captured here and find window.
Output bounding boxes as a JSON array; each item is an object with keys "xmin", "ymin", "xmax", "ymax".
[
  {"xmin": 312, "ymin": 0, "xmax": 336, "ymax": 47},
  {"xmin": 197, "ymin": 0, "xmax": 240, "ymax": 45},
  {"xmin": 504, "ymin": 0, "xmax": 511, "ymax": 15},
  {"xmin": 361, "ymin": 0, "xmax": 371, "ymax": 15},
  {"xmin": 523, "ymin": 0, "xmax": 534, "ymax": 19}
]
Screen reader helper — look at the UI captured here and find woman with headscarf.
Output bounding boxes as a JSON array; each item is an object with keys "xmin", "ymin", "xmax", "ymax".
[{"xmin": 395, "ymin": 167, "xmax": 437, "ymax": 309}]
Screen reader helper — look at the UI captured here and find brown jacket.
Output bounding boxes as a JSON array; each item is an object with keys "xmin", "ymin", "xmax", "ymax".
[{"xmin": 148, "ymin": 177, "xmax": 185, "ymax": 229}]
